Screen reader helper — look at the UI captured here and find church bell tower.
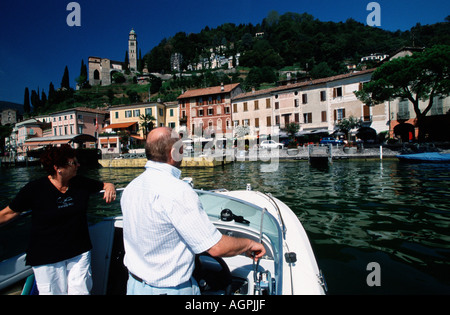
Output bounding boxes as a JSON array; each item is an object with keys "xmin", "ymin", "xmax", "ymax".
[{"xmin": 128, "ymin": 28, "xmax": 138, "ymax": 71}]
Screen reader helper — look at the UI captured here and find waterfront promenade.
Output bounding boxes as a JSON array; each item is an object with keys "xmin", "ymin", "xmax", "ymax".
[{"xmin": 98, "ymin": 145, "xmax": 398, "ymax": 168}]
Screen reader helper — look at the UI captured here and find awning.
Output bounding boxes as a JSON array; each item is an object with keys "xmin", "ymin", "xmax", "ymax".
[
  {"xmin": 105, "ymin": 122, "xmax": 137, "ymax": 129},
  {"xmin": 25, "ymin": 139, "xmax": 71, "ymax": 147},
  {"xmin": 100, "ymin": 138, "xmax": 118, "ymax": 144},
  {"xmin": 24, "ymin": 134, "xmax": 98, "ymax": 147},
  {"xmin": 130, "ymin": 135, "xmax": 145, "ymax": 141}
]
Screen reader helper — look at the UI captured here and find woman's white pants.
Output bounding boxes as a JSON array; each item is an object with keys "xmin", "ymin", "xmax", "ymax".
[{"xmin": 32, "ymin": 251, "xmax": 92, "ymax": 295}]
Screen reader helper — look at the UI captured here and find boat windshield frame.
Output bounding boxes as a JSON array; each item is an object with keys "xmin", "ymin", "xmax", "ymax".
[{"xmin": 195, "ymin": 189, "xmax": 283, "ymax": 266}]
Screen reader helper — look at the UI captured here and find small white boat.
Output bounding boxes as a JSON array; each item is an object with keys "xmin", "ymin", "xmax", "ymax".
[{"xmin": 1, "ymin": 183, "xmax": 326, "ymax": 295}]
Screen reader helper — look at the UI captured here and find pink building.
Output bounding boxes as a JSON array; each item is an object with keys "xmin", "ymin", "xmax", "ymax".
[{"xmin": 23, "ymin": 107, "xmax": 108, "ymax": 151}]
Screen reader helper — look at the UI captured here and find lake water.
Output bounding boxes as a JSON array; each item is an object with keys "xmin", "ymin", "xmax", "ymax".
[{"xmin": 1, "ymin": 159, "xmax": 449, "ymax": 294}]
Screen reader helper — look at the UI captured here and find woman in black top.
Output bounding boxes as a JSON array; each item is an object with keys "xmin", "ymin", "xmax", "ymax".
[{"xmin": 0, "ymin": 145, "xmax": 116, "ymax": 294}]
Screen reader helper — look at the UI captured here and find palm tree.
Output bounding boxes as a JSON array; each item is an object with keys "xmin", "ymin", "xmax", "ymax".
[{"xmin": 139, "ymin": 114, "xmax": 156, "ymax": 139}]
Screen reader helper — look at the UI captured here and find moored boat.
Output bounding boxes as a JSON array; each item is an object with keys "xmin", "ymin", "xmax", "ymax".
[{"xmin": 396, "ymin": 152, "xmax": 450, "ymax": 163}]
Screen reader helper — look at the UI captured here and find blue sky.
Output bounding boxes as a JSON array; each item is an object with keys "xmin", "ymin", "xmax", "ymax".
[{"xmin": 0, "ymin": 0, "xmax": 448, "ymax": 104}]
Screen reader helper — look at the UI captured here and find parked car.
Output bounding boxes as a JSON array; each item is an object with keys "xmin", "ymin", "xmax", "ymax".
[
  {"xmin": 319, "ymin": 137, "xmax": 344, "ymax": 145},
  {"xmin": 260, "ymin": 140, "xmax": 284, "ymax": 149}
]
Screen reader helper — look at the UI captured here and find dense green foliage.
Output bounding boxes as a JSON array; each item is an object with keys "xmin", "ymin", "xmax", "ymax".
[
  {"xmin": 23, "ymin": 12, "xmax": 450, "ymax": 116},
  {"xmin": 144, "ymin": 12, "xmax": 449, "ymax": 76},
  {"xmin": 355, "ymin": 44, "xmax": 450, "ymax": 141}
]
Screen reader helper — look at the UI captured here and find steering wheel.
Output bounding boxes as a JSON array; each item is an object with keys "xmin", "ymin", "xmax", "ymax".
[{"xmin": 193, "ymin": 252, "xmax": 232, "ymax": 295}]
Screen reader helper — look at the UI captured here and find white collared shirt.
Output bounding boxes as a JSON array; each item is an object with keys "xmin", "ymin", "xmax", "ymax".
[{"xmin": 121, "ymin": 160, "xmax": 222, "ymax": 287}]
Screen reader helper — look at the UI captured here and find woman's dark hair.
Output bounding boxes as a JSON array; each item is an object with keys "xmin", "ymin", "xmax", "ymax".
[{"xmin": 40, "ymin": 145, "xmax": 76, "ymax": 175}]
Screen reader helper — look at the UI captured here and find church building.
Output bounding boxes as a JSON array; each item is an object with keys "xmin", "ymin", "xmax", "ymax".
[{"xmin": 88, "ymin": 29, "xmax": 138, "ymax": 86}]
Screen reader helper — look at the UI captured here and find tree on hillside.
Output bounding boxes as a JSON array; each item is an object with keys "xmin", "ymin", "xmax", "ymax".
[
  {"xmin": 61, "ymin": 66, "xmax": 70, "ymax": 90},
  {"xmin": 47, "ymin": 82, "xmax": 55, "ymax": 106},
  {"xmin": 124, "ymin": 51, "xmax": 130, "ymax": 74},
  {"xmin": 23, "ymin": 87, "xmax": 30, "ymax": 114},
  {"xmin": 75, "ymin": 59, "xmax": 89, "ymax": 89},
  {"xmin": 355, "ymin": 45, "xmax": 450, "ymax": 141}
]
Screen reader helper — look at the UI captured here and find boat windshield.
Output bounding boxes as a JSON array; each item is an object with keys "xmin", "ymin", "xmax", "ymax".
[{"xmin": 196, "ymin": 190, "xmax": 282, "ymax": 261}]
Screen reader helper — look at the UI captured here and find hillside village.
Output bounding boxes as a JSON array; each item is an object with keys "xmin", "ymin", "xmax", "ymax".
[{"xmin": 2, "ymin": 15, "xmax": 450, "ymax": 161}]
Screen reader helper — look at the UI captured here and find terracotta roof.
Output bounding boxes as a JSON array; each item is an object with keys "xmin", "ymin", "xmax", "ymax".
[
  {"xmin": 177, "ymin": 83, "xmax": 241, "ymax": 99},
  {"xmin": 233, "ymin": 68, "xmax": 376, "ymax": 101},
  {"xmin": 50, "ymin": 107, "xmax": 109, "ymax": 115}
]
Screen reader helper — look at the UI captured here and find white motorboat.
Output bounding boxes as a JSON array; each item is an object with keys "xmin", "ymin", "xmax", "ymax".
[{"xmin": 0, "ymin": 183, "xmax": 326, "ymax": 295}]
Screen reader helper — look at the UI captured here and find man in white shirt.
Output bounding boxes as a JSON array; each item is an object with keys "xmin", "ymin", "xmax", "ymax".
[{"xmin": 121, "ymin": 127, "xmax": 265, "ymax": 295}]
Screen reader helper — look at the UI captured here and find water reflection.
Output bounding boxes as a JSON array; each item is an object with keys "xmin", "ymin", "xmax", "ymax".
[{"xmin": 1, "ymin": 160, "xmax": 449, "ymax": 293}]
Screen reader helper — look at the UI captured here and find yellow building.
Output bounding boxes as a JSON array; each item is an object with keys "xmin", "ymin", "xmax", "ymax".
[
  {"xmin": 165, "ymin": 101, "xmax": 179, "ymax": 131},
  {"xmin": 108, "ymin": 102, "xmax": 166, "ymax": 137},
  {"xmin": 100, "ymin": 102, "xmax": 165, "ymax": 155}
]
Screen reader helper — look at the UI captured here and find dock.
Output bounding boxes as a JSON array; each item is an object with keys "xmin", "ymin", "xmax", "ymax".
[{"xmin": 98, "ymin": 156, "xmax": 233, "ymax": 168}]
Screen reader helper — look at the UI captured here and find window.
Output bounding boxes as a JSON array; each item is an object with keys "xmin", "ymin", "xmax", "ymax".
[
  {"xmin": 133, "ymin": 109, "xmax": 140, "ymax": 117},
  {"xmin": 159, "ymin": 108, "xmax": 164, "ymax": 116},
  {"xmin": 254, "ymin": 100, "xmax": 259, "ymax": 110},
  {"xmin": 198, "ymin": 109, "xmax": 204, "ymax": 116},
  {"xmin": 170, "ymin": 109, "xmax": 174, "ymax": 117},
  {"xmin": 431, "ymin": 96, "xmax": 444, "ymax": 115},
  {"xmin": 275, "ymin": 115, "xmax": 280, "ymax": 126},
  {"xmin": 294, "ymin": 113, "xmax": 299, "ymax": 123},
  {"xmin": 243, "ymin": 119, "xmax": 249, "ymax": 126},
  {"xmin": 243, "ymin": 102, "xmax": 248, "ymax": 111},
  {"xmin": 321, "ymin": 111, "xmax": 327, "ymax": 122},
  {"xmin": 125, "ymin": 110, "xmax": 132, "ymax": 118},
  {"xmin": 398, "ymin": 100, "xmax": 410, "ymax": 119},
  {"xmin": 266, "ymin": 116, "xmax": 271, "ymax": 126},
  {"xmin": 275, "ymin": 102, "xmax": 279, "ymax": 110},
  {"xmin": 302, "ymin": 94, "xmax": 308, "ymax": 104},
  {"xmin": 334, "ymin": 108, "xmax": 346, "ymax": 121},
  {"xmin": 115, "ymin": 112, "xmax": 119, "ymax": 119},
  {"xmin": 303, "ymin": 113, "xmax": 312, "ymax": 124},
  {"xmin": 145, "ymin": 108, "xmax": 152, "ymax": 116},
  {"xmin": 320, "ymin": 91, "xmax": 327, "ymax": 102},
  {"xmin": 333, "ymin": 87, "xmax": 343, "ymax": 98},
  {"xmin": 225, "ymin": 106, "xmax": 230, "ymax": 114},
  {"xmin": 294, "ymin": 99, "xmax": 300, "ymax": 107},
  {"xmin": 266, "ymin": 99, "xmax": 271, "ymax": 108},
  {"xmin": 255, "ymin": 118, "xmax": 259, "ymax": 128},
  {"xmin": 233, "ymin": 104, "xmax": 238, "ymax": 113},
  {"xmin": 208, "ymin": 108, "xmax": 214, "ymax": 116}
]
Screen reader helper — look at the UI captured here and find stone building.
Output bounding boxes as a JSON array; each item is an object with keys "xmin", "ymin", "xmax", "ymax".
[{"xmin": 88, "ymin": 29, "xmax": 138, "ymax": 86}]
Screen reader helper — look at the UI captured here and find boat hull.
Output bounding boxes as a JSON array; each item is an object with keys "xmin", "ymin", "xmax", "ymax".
[{"xmin": 397, "ymin": 152, "xmax": 450, "ymax": 163}]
